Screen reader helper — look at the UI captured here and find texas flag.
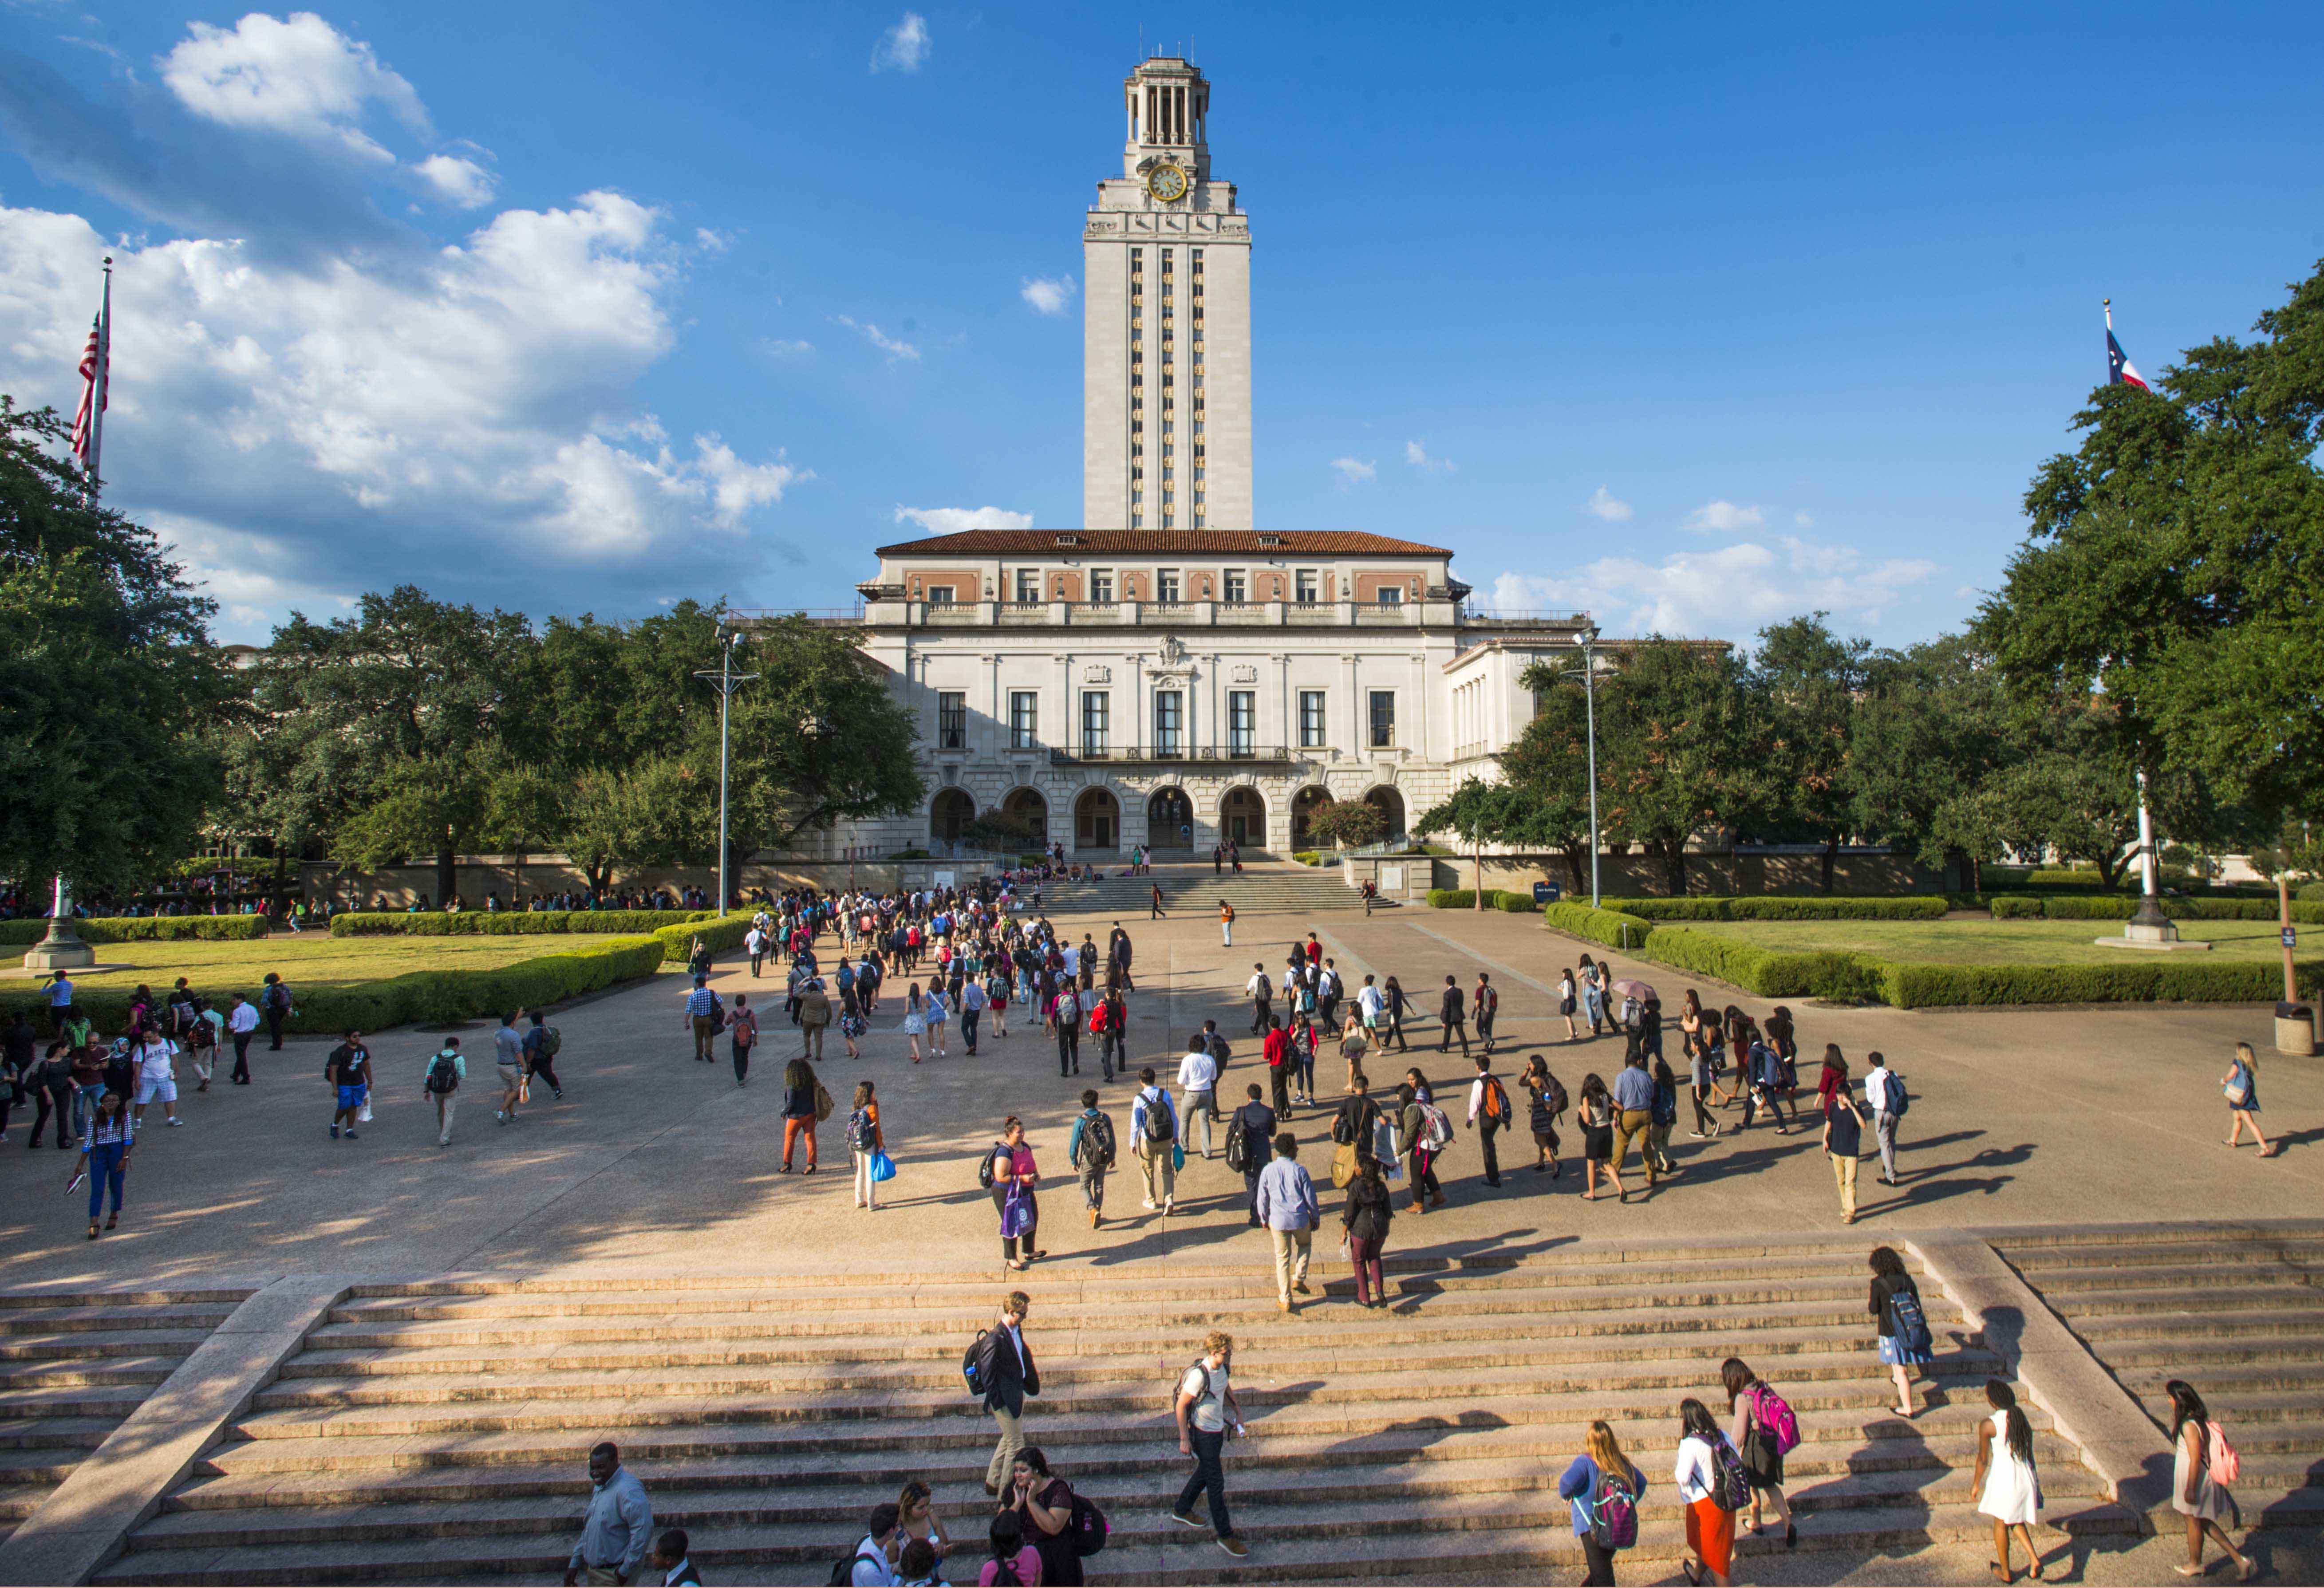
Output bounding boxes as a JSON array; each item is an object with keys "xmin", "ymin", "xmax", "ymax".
[{"xmin": 2107, "ymin": 329, "xmax": 2149, "ymax": 390}]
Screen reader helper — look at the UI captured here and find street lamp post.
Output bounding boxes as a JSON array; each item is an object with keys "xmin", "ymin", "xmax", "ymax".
[
  {"xmin": 694, "ymin": 630, "xmax": 759, "ymax": 915},
  {"xmin": 1572, "ymin": 624, "xmax": 1603, "ymax": 909}
]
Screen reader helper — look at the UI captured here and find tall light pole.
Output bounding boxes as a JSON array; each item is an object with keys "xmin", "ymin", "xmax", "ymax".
[
  {"xmin": 695, "ymin": 629, "xmax": 758, "ymax": 914},
  {"xmin": 1573, "ymin": 623, "xmax": 1603, "ymax": 909}
]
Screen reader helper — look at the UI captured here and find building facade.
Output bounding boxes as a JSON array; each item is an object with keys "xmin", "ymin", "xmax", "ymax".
[{"xmin": 809, "ymin": 55, "xmax": 1610, "ymax": 861}]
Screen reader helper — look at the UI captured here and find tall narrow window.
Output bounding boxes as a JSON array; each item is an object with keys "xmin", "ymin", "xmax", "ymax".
[
  {"xmin": 1014, "ymin": 569, "xmax": 1038, "ymax": 603},
  {"xmin": 1089, "ymin": 569, "xmax": 1115, "ymax": 603},
  {"xmin": 1369, "ymin": 690, "xmax": 1397, "ymax": 749},
  {"xmin": 1010, "ymin": 691, "xmax": 1038, "ymax": 749},
  {"xmin": 1294, "ymin": 570, "xmax": 1319, "ymax": 604},
  {"xmin": 1223, "ymin": 569, "xmax": 1247, "ymax": 603},
  {"xmin": 937, "ymin": 691, "xmax": 966, "ymax": 751},
  {"xmin": 1082, "ymin": 691, "xmax": 1110, "ymax": 755},
  {"xmin": 1154, "ymin": 690, "xmax": 1184, "ymax": 756},
  {"xmin": 1157, "ymin": 568, "xmax": 1181, "ymax": 602},
  {"xmin": 1227, "ymin": 690, "xmax": 1255, "ymax": 756},
  {"xmin": 1298, "ymin": 690, "xmax": 1326, "ymax": 748}
]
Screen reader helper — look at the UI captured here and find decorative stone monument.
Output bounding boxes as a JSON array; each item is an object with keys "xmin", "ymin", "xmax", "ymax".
[{"xmin": 22, "ymin": 878, "xmax": 95, "ymax": 972}]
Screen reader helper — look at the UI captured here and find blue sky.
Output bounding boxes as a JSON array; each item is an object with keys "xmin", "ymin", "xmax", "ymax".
[{"xmin": 2, "ymin": 1, "xmax": 2319, "ymax": 646}]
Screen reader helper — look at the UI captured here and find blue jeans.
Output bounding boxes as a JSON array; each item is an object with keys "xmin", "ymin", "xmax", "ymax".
[
  {"xmin": 75, "ymin": 1082, "xmax": 107, "ymax": 1138},
  {"xmin": 87, "ymin": 1142, "xmax": 126, "ymax": 1220}
]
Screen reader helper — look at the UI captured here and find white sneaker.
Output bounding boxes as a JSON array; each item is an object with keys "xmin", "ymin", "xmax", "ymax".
[{"xmin": 1141, "ymin": 1198, "xmax": 1158, "ymax": 1210}]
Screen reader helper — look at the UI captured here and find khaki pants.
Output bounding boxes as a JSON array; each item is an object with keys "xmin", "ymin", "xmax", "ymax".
[
  {"xmin": 1140, "ymin": 1142, "xmax": 1176, "ymax": 1206},
  {"xmin": 1830, "ymin": 1151, "xmax": 1858, "ymax": 1219},
  {"xmin": 1269, "ymin": 1226, "xmax": 1312, "ymax": 1304},
  {"xmin": 583, "ymin": 1568, "xmax": 620, "ymax": 1586},
  {"xmin": 692, "ymin": 1015, "xmax": 716, "ymax": 1060},
  {"xmin": 1614, "ymin": 1107, "xmax": 1657, "ymax": 1184},
  {"xmin": 1183, "ymin": 1089, "xmax": 1215, "ymax": 1156},
  {"xmin": 987, "ymin": 1404, "xmax": 1024, "ymax": 1490},
  {"xmin": 433, "ymin": 1093, "xmax": 455, "ymax": 1144}
]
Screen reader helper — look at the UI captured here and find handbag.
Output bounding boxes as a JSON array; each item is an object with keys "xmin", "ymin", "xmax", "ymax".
[
  {"xmin": 999, "ymin": 1185, "xmax": 1032, "ymax": 1238},
  {"xmin": 870, "ymin": 1150, "xmax": 897, "ymax": 1182},
  {"xmin": 1172, "ymin": 1142, "xmax": 1186, "ymax": 1172},
  {"xmin": 1329, "ymin": 1140, "xmax": 1357, "ymax": 1189}
]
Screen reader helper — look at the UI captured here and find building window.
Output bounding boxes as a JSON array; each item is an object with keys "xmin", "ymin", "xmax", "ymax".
[
  {"xmin": 1192, "ymin": 511, "xmax": 1204, "ymax": 527},
  {"xmin": 1157, "ymin": 568, "xmax": 1180, "ymax": 602},
  {"xmin": 1090, "ymin": 569, "xmax": 1114, "ymax": 603},
  {"xmin": 1295, "ymin": 570, "xmax": 1319, "ymax": 604},
  {"xmin": 1014, "ymin": 570, "xmax": 1038, "ymax": 603},
  {"xmin": 1131, "ymin": 513, "xmax": 1143, "ymax": 528},
  {"xmin": 1223, "ymin": 569, "xmax": 1246, "ymax": 602},
  {"xmin": 1227, "ymin": 690, "xmax": 1255, "ymax": 755},
  {"xmin": 926, "ymin": 585, "xmax": 956, "ymax": 606},
  {"xmin": 937, "ymin": 691, "xmax": 967, "ymax": 751},
  {"xmin": 1154, "ymin": 690, "xmax": 1184, "ymax": 755},
  {"xmin": 1082, "ymin": 691, "xmax": 1109, "ymax": 753},
  {"xmin": 1298, "ymin": 690, "xmax": 1326, "ymax": 748},
  {"xmin": 1369, "ymin": 690, "xmax": 1397, "ymax": 749},
  {"xmin": 1376, "ymin": 586, "xmax": 1402, "ymax": 606},
  {"xmin": 1010, "ymin": 691, "xmax": 1038, "ymax": 749}
]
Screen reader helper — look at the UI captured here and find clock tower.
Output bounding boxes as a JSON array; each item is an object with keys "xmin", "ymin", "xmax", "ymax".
[{"xmin": 1083, "ymin": 56, "xmax": 1251, "ymax": 533}]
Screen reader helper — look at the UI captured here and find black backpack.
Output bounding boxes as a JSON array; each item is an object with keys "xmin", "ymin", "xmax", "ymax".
[
  {"xmin": 1075, "ymin": 1112, "xmax": 1116, "ymax": 1171},
  {"xmin": 977, "ymin": 1141, "xmax": 1008, "ymax": 1190},
  {"xmin": 1223, "ymin": 1113, "xmax": 1248, "ymax": 1173},
  {"xmin": 424, "ymin": 1052, "xmax": 460, "ymax": 1094},
  {"xmin": 827, "ymin": 1546, "xmax": 886, "ymax": 1586},
  {"xmin": 1141, "ymin": 1093, "xmax": 1176, "ymax": 1144}
]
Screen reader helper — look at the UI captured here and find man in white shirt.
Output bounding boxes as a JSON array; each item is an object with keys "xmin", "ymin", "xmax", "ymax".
[
  {"xmin": 1130, "ymin": 1067, "xmax": 1178, "ymax": 1211},
  {"xmin": 1169, "ymin": 1330, "xmax": 1247, "ymax": 1557},
  {"xmin": 1357, "ymin": 974, "xmax": 1385, "ymax": 1036},
  {"xmin": 1863, "ymin": 1051, "xmax": 1902, "ymax": 1186},
  {"xmin": 1176, "ymin": 1038, "xmax": 1220, "ymax": 1159},
  {"xmin": 744, "ymin": 925, "xmax": 769, "ymax": 978},
  {"xmin": 1245, "ymin": 965, "xmax": 1272, "ymax": 1035},
  {"xmin": 131, "ymin": 1034, "xmax": 182, "ymax": 1129},
  {"xmin": 227, "ymin": 994, "xmax": 260, "ymax": 1085}
]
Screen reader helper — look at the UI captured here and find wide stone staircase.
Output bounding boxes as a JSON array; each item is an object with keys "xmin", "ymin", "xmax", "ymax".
[
  {"xmin": 1044, "ymin": 861, "xmax": 1368, "ymax": 919},
  {"xmin": 1998, "ymin": 1224, "xmax": 2324, "ymax": 1529},
  {"xmin": 0, "ymin": 1285, "xmax": 253, "ymax": 1543},
  {"xmin": 94, "ymin": 1242, "xmax": 2137, "ymax": 1585}
]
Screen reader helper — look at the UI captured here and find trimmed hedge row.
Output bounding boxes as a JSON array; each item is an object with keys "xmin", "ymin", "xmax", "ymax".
[
  {"xmin": 1881, "ymin": 958, "xmax": 2324, "ymax": 1009},
  {"xmin": 0, "ymin": 915, "xmax": 272, "ymax": 946},
  {"xmin": 0, "ymin": 934, "xmax": 669, "ymax": 1035},
  {"xmin": 1988, "ymin": 895, "xmax": 2324, "ymax": 923},
  {"xmin": 1539, "ymin": 902, "xmax": 1656, "ymax": 950},
  {"xmin": 330, "ymin": 909, "xmax": 714, "ymax": 938},
  {"xmin": 1428, "ymin": 889, "xmax": 1546, "ymax": 913},
  {"xmin": 1601, "ymin": 896, "xmax": 1950, "ymax": 922},
  {"xmin": 657, "ymin": 914, "xmax": 757, "ymax": 957},
  {"xmin": 1632, "ymin": 925, "xmax": 1887, "ymax": 1001},
  {"xmin": 1425, "ymin": 889, "xmax": 1475, "ymax": 909}
]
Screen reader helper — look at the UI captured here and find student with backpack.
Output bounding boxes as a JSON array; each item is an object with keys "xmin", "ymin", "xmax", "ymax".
[
  {"xmin": 1465, "ymin": 1055, "xmax": 1511, "ymax": 1188},
  {"xmin": 1869, "ymin": 1245, "xmax": 1934, "ymax": 1418},
  {"xmin": 1169, "ymin": 1331, "xmax": 1247, "ymax": 1558},
  {"xmin": 1557, "ymin": 1420, "xmax": 1645, "ymax": 1585},
  {"xmin": 1472, "ymin": 972, "xmax": 1499, "ymax": 1056},
  {"xmin": 1520, "ymin": 1056, "xmax": 1566, "ymax": 1177},
  {"xmin": 523, "ymin": 1011, "xmax": 565, "ymax": 1100},
  {"xmin": 1721, "ymin": 1357, "xmax": 1798, "ymax": 1547},
  {"xmin": 969, "ymin": 1292, "xmax": 1039, "ymax": 1501},
  {"xmin": 259, "ymin": 972, "xmax": 292, "ymax": 1050},
  {"xmin": 1863, "ymin": 1050, "xmax": 1906, "ymax": 1183},
  {"xmin": 421, "ymin": 1037, "xmax": 464, "ymax": 1147},
  {"xmin": 1003, "ymin": 1447, "xmax": 1086, "ymax": 1588},
  {"xmin": 2165, "ymin": 1379, "xmax": 2255, "ymax": 1582},
  {"xmin": 1065, "ymin": 1091, "xmax": 1115, "ymax": 1229},
  {"xmin": 1673, "ymin": 1397, "xmax": 1744, "ymax": 1586},
  {"xmin": 1394, "ymin": 1081, "xmax": 1449, "ymax": 1213},
  {"xmin": 1130, "ymin": 1069, "xmax": 1177, "ymax": 1213},
  {"xmin": 848, "ymin": 1082, "xmax": 884, "ymax": 1210}
]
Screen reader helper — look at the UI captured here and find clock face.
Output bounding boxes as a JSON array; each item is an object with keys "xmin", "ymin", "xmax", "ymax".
[{"xmin": 1146, "ymin": 165, "xmax": 1188, "ymax": 203}]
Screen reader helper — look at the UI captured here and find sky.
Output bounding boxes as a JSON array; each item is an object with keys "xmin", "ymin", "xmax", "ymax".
[{"xmin": 1, "ymin": 2, "xmax": 2320, "ymax": 648}]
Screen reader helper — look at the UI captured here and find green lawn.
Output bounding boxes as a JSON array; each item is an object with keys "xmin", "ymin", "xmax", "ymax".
[
  {"xmin": 19, "ymin": 934, "xmax": 576, "ymax": 996},
  {"xmin": 1689, "ymin": 916, "xmax": 2297, "ymax": 966}
]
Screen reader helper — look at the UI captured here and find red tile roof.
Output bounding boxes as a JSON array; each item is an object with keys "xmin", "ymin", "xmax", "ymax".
[{"xmin": 874, "ymin": 529, "xmax": 1455, "ymax": 558}]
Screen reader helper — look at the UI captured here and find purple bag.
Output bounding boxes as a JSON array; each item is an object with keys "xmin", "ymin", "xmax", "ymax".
[{"xmin": 1000, "ymin": 1184, "xmax": 1033, "ymax": 1239}]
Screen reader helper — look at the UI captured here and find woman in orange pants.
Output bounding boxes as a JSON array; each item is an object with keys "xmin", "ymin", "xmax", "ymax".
[
  {"xmin": 780, "ymin": 1056, "xmax": 819, "ymax": 1172},
  {"xmin": 1674, "ymin": 1397, "xmax": 1736, "ymax": 1585}
]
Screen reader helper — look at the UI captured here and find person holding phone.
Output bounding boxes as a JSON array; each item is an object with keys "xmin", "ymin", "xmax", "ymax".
[{"xmin": 75, "ymin": 1089, "xmax": 134, "ymax": 1239}]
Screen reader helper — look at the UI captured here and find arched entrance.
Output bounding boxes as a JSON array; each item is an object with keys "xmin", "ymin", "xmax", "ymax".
[
  {"xmin": 929, "ymin": 788, "xmax": 975, "ymax": 846},
  {"xmin": 1001, "ymin": 788, "xmax": 1049, "ymax": 846},
  {"xmin": 1290, "ymin": 785, "xmax": 1334, "ymax": 848},
  {"xmin": 1147, "ymin": 787, "xmax": 1193, "ymax": 850},
  {"xmin": 1220, "ymin": 786, "xmax": 1267, "ymax": 850},
  {"xmin": 1075, "ymin": 788, "xmax": 1121, "ymax": 851},
  {"xmin": 1364, "ymin": 786, "xmax": 1406, "ymax": 841}
]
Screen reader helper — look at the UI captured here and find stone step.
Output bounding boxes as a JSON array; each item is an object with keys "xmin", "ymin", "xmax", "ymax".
[
  {"xmin": 2067, "ymin": 1311, "xmax": 2324, "ymax": 1349},
  {"xmin": 168, "ymin": 1422, "xmax": 2094, "ymax": 1512},
  {"xmin": 0, "ymin": 1290, "xmax": 254, "ymax": 1312},
  {"xmin": 0, "ymin": 1448, "xmax": 86, "ymax": 1486},
  {"xmin": 95, "ymin": 1494, "xmax": 2140, "ymax": 1586},
  {"xmin": 2111, "ymin": 1359, "xmax": 2324, "ymax": 1399},
  {"xmin": 2020, "ymin": 1281, "xmax": 2320, "ymax": 1318},
  {"xmin": 2003, "ymin": 1259, "xmax": 2318, "ymax": 1298},
  {"xmin": 2000, "ymin": 1237, "xmax": 2324, "ymax": 1270},
  {"xmin": 0, "ymin": 1307, "xmax": 237, "ymax": 1337},
  {"xmin": 0, "ymin": 1415, "xmax": 124, "ymax": 1450},
  {"xmin": 0, "ymin": 1356, "xmax": 183, "ymax": 1391},
  {"xmin": 252, "ymin": 1344, "xmax": 2005, "ymax": 1415},
  {"xmin": 210, "ymin": 1392, "xmax": 2030, "ymax": 1473},
  {"xmin": 0, "ymin": 1330, "xmax": 211, "ymax": 1362}
]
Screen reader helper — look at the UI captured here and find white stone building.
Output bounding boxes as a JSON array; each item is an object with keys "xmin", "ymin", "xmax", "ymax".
[{"xmin": 810, "ymin": 55, "xmax": 1606, "ymax": 860}]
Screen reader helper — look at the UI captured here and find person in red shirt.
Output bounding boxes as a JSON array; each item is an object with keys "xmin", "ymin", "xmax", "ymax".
[
  {"xmin": 1303, "ymin": 933, "xmax": 1323, "ymax": 969},
  {"xmin": 1262, "ymin": 1017, "xmax": 1292, "ymax": 1119}
]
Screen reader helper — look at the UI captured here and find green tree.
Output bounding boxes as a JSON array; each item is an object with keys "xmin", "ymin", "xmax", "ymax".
[
  {"xmin": 0, "ymin": 400, "xmax": 224, "ymax": 900},
  {"xmin": 1436, "ymin": 667, "xmax": 1602, "ymax": 892},
  {"xmin": 1595, "ymin": 640, "xmax": 1762, "ymax": 894},
  {"xmin": 1305, "ymin": 799, "xmax": 1385, "ymax": 851},
  {"xmin": 1846, "ymin": 634, "xmax": 2013, "ymax": 887},
  {"xmin": 1983, "ymin": 258, "xmax": 2324, "ymax": 847},
  {"xmin": 1748, "ymin": 614, "xmax": 1868, "ymax": 892}
]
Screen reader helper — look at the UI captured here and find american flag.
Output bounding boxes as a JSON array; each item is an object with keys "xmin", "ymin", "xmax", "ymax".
[{"xmin": 69, "ymin": 312, "xmax": 106, "ymax": 469}]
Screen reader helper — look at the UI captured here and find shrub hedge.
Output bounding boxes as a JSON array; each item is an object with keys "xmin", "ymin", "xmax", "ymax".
[
  {"xmin": 330, "ymin": 909, "xmax": 714, "ymax": 938},
  {"xmin": 0, "ymin": 916, "xmax": 272, "ymax": 946},
  {"xmin": 1881, "ymin": 958, "xmax": 2323, "ymax": 1009},
  {"xmin": 1988, "ymin": 895, "xmax": 2324, "ymax": 924},
  {"xmin": 1631, "ymin": 925, "xmax": 1887, "ymax": 1001},
  {"xmin": 1601, "ymin": 896, "xmax": 1949, "ymax": 922},
  {"xmin": 1426, "ymin": 889, "xmax": 1476, "ymax": 909},
  {"xmin": 0, "ymin": 934, "xmax": 669, "ymax": 1035},
  {"xmin": 1539, "ymin": 901, "xmax": 1656, "ymax": 950},
  {"xmin": 2299, "ymin": 882, "xmax": 2324, "ymax": 902}
]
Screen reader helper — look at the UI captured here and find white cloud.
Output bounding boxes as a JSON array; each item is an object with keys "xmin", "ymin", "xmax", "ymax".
[
  {"xmin": 1584, "ymin": 485, "xmax": 1633, "ymax": 521},
  {"xmin": 1487, "ymin": 536, "xmax": 1936, "ymax": 640},
  {"xmin": 1020, "ymin": 275, "xmax": 1077, "ymax": 315},
  {"xmin": 0, "ymin": 194, "xmax": 810, "ymax": 610},
  {"xmin": 892, "ymin": 505, "xmax": 1035, "ymax": 534},
  {"xmin": 760, "ymin": 338, "xmax": 815, "ymax": 359},
  {"xmin": 835, "ymin": 315, "xmax": 919, "ymax": 361},
  {"xmin": 1404, "ymin": 438, "xmax": 1455, "ymax": 473},
  {"xmin": 414, "ymin": 153, "xmax": 496, "ymax": 207},
  {"xmin": 872, "ymin": 12, "xmax": 931, "ymax": 73},
  {"xmin": 161, "ymin": 12, "xmax": 428, "ymax": 162},
  {"xmin": 694, "ymin": 227, "xmax": 731, "ymax": 254},
  {"xmin": 1330, "ymin": 456, "xmax": 1377, "ymax": 488},
  {"xmin": 1795, "ymin": 510, "xmax": 1815, "ymax": 528},
  {"xmin": 1681, "ymin": 499, "xmax": 1766, "ymax": 533}
]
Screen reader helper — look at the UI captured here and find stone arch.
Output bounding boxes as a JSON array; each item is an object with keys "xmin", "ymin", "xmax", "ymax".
[
  {"xmin": 1000, "ymin": 787, "xmax": 1050, "ymax": 845},
  {"xmin": 929, "ymin": 787, "xmax": 975, "ymax": 846},
  {"xmin": 1147, "ymin": 786, "xmax": 1194, "ymax": 849},
  {"xmin": 1290, "ymin": 784, "xmax": 1335, "ymax": 848},
  {"xmin": 1363, "ymin": 785, "xmax": 1407, "ymax": 841},
  {"xmin": 1219, "ymin": 785, "xmax": 1268, "ymax": 850},
  {"xmin": 1074, "ymin": 786, "xmax": 1122, "ymax": 851}
]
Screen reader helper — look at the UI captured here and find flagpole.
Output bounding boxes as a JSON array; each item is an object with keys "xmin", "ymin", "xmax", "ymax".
[{"xmin": 88, "ymin": 256, "xmax": 111, "ymax": 503}]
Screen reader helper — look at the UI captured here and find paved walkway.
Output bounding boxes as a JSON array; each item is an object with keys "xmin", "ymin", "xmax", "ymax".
[{"xmin": 0, "ymin": 901, "xmax": 2311, "ymax": 1286}]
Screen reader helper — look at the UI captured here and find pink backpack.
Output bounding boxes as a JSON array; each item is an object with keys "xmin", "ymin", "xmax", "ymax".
[
  {"xmin": 1752, "ymin": 1383, "xmax": 1801, "ymax": 1456},
  {"xmin": 2206, "ymin": 1420, "xmax": 2240, "ymax": 1484}
]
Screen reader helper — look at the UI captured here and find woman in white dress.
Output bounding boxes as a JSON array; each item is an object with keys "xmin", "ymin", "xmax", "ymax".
[
  {"xmin": 2166, "ymin": 1380, "xmax": 2255, "ymax": 1581},
  {"xmin": 1970, "ymin": 1379, "xmax": 2042, "ymax": 1583},
  {"xmin": 900, "ymin": 981, "xmax": 926, "ymax": 1064}
]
